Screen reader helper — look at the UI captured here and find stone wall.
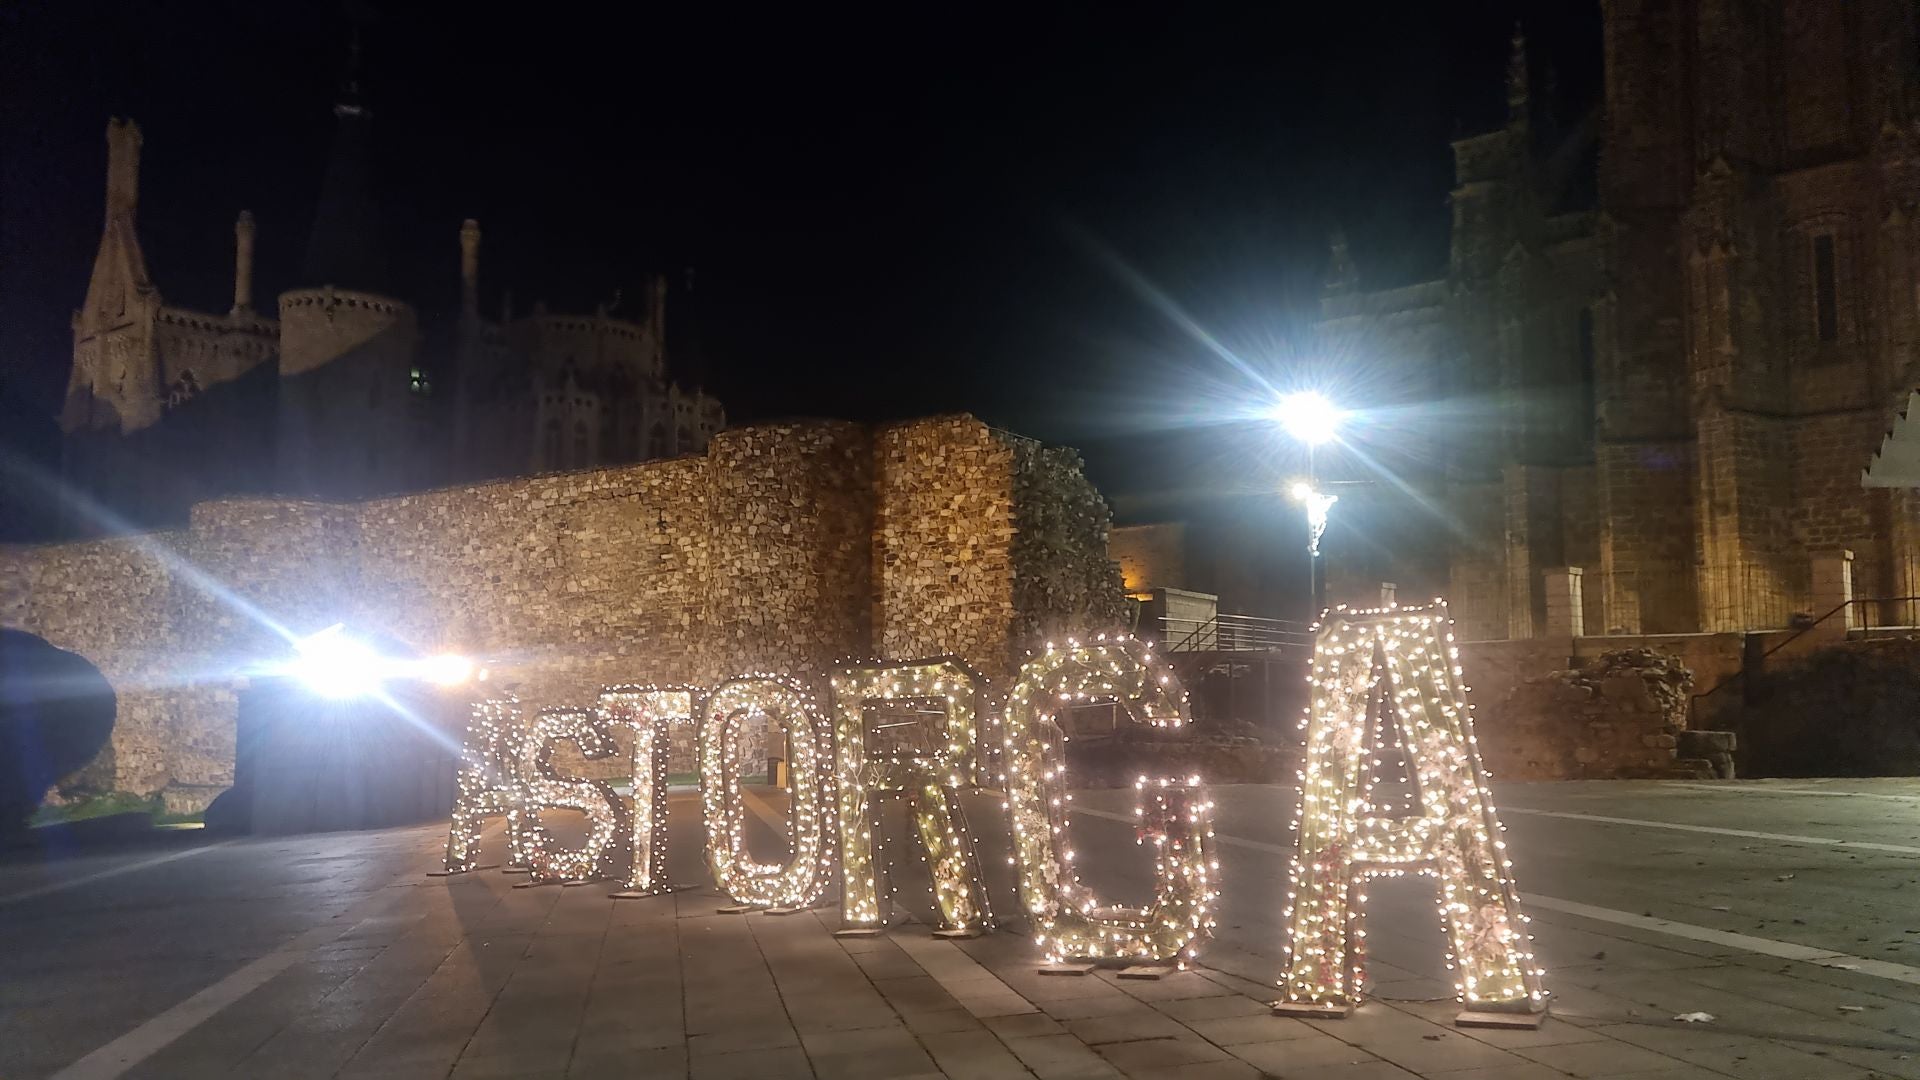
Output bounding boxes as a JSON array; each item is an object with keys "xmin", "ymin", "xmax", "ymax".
[
  {"xmin": 1109, "ymin": 523, "xmax": 1187, "ymax": 594},
  {"xmin": 1468, "ymin": 647, "xmax": 1695, "ymax": 781},
  {"xmin": 1, "ymin": 414, "xmax": 1122, "ymax": 806},
  {"xmin": 873, "ymin": 418, "xmax": 1014, "ymax": 676},
  {"xmin": 1458, "ymin": 633, "xmax": 1746, "ymax": 779}
]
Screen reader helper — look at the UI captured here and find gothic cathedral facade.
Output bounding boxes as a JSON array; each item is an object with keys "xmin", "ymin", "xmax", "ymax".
[{"xmin": 1319, "ymin": 1, "xmax": 1920, "ymax": 640}]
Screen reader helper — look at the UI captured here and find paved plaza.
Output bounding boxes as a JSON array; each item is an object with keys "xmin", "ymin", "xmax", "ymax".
[{"xmin": 6, "ymin": 780, "xmax": 1920, "ymax": 1079}]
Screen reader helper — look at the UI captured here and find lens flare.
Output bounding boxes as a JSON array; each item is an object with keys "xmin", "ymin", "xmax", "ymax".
[
  {"xmin": 1270, "ymin": 391, "xmax": 1343, "ymax": 446},
  {"xmin": 289, "ymin": 624, "xmax": 380, "ymax": 699}
]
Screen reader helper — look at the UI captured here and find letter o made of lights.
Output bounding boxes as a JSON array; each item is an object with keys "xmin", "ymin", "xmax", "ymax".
[
  {"xmin": 1002, "ymin": 637, "xmax": 1217, "ymax": 966},
  {"xmin": 699, "ymin": 676, "xmax": 832, "ymax": 909}
]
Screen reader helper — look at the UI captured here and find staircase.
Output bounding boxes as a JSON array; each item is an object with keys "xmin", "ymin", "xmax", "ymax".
[{"xmin": 1155, "ymin": 614, "xmax": 1312, "ymax": 728}]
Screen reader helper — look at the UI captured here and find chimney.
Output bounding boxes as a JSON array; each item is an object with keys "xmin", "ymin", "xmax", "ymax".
[
  {"xmin": 459, "ymin": 218, "xmax": 480, "ymax": 315},
  {"xmin": 232, "ymin": 210, "xmax": 256, "ymax": 314},
  {"xmin": 105, "ymin": 118, "xmax": 142, "ymax": 220}
]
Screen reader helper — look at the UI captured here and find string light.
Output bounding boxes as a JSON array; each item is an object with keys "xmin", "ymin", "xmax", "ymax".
[
  {"xmin": 600, "ymin": 685, "xmax": 697, "ymax": 896},
  {"xmin": 520, "ymin": 706, "xmax": 630, "ymax": 883},
  {"xmin": 440, "ymin": 694, "xmax": 531, "ymax": 874},
  {"xmin": 1000, "ymin": 637, "xmax": 1217, "ymax": 967},
  {"xmin": 831, "ymin": 658, "xmax": 994, "ymax": 934},
  {"xmin": 699, "ymin": 676, "xmax": 833, "ymax": 909},
  {"xmin": 1276, "ymin": 600, "xmax": 1546, "ymax": 1022}
]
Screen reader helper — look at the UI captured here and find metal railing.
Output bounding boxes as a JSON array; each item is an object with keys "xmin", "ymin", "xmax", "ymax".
[
  {"xmin": 1160, "ymin": 613, "xmax": 1314, "ymax": 654},
  {"xmin": 1691, "ymin": 594, "xmax": 1920, "ymax": 712}
]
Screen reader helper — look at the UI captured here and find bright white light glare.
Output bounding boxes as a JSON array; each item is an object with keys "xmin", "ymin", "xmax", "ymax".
[
  {"xmin": 1289, "ymin": 480, "xmax": 1315, "ymax": 502},
  {"xmin": 1270, "ymin": 391, "xmax": 1343, "ymax": 446},
  {"xmin": 421, "ymin": 654, "xmax": 476, "ymax": 687},
  {"xmin": 291, "ymin": 624, "xmax": 381, "ymax": 699}
]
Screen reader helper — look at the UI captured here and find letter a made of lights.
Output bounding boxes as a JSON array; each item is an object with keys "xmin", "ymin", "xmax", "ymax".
[
  {"xmin": 439, "ymin": 694, "xmax": 532, "ymax": 874},
  {"xmin": 1001, "ymin": 637, "xmax": 1217, "ymax": 967},
  {"xmin": 699, "ymin": 676, "xmax": 833, "ymax": 909},
  {"xmin": 1275, "ymin": 601, "xmax": 1546, "ymax": 1026},
  {"xmin": 520, "ymin": 706, "xmax": 631, "ymax": 883},
  {"xmin": 831, "ymin": 658, "xmax": 994, "ymax": 936},
  {"xmin": 599, "ymin": 685, "xmax": 697, "ymax": 897}
]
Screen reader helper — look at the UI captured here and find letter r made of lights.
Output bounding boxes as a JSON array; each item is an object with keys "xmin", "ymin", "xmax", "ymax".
[
  {"xmin": 1277, "ymin": 602, "xmax": 1546, "ymax": 1024},
  {"xmin": 832, "ymin": 658, "xmax": 993, "ymax": 935}
]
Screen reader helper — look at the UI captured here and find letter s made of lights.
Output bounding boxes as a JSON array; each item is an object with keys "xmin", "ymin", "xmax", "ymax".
[
  {"xmin": 832, "ymin": 658, "xmax": 994, "ymax": 934},
  {"xmin": 520, "ymin": 706, "xmax": 631, "ymax": 883},
  {"xmin": 1001, "ymin": 638, "xmax": 1217, "ymax": 966},
  {"xmin": 699, "ymin": 676, "xmax": 833, "ymax": 908}
]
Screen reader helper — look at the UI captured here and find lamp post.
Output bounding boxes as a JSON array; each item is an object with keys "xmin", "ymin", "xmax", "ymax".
[{"xmin": 1270, "ymin": 391, "xmax": 1343, "ymax": 618}]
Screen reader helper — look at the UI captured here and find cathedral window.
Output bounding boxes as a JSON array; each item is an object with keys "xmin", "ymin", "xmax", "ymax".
[
  {"xmin": 543, "ymin": 419, "xmax": 562, "ymax": 469},
  {"xmin": 677, "ymin": 425, "xmax": 693, "ymax": 453},
  {"xmin": 1813, "ymin": 234, "xmax": 1838, "ymax": 343},
  {"xmin": 409, "ymin": 365, "xmax": 431, "ymax": 396},
  {"xmin": 574, "ymin": 420, "xmax": 589, "ymax": 467},
  {"xmin": 647, "ymin": 423, "xmax": 667, "ymax": 458}
]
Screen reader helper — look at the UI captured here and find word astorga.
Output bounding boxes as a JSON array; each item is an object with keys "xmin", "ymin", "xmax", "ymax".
[{"xmin": 438, "ymin": 635, "xmax": 1219, "ymax": 969}]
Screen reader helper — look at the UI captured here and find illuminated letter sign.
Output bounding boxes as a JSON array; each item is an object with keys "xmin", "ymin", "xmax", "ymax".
[
  {"xmin": 1277, "ymin": 603, "xmax": 1546, "ymax": 1025},
  {"xmin": 699, "ymin": 676, "xmax": 832, "ymax": 909},
  {"xmin": 439, "ymin": 695, "xmax": 530, "ymax": 874},
  {"xmin": 1001, "ymin": 638, "xmax": 1216, "ymax": 966},
  {"xmin": 520, "ymin": 707, "xmax": 630, "ymax": 883},
  {"xmin": 832, "ymin": 659, "xmax": 993, "ymax": 935},
  {"xmin": 600, "ymin": 686, "xmax": 697, "ymax": 897}
]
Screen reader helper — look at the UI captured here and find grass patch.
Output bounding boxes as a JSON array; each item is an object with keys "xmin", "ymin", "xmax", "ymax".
[{"xmin": 31, "ymin": 792, "xmax": 204, "ymax": 828}]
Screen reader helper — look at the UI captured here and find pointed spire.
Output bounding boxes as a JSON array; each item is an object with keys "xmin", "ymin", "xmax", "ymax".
[
  {"xmin": 302, "ymin": 22, "xmax": 388, "ymax": 292},
  {"xmin": 104, "ymin": 117, "xmax": 142, "ymax": 222},
  {"xmin": 1324, "ymin": 229, "xmax": 1358, "ymax": 294},
  {"xmin": 336, "ymin": 24, "xmax": 367, "ymax": 119},
  {"xmin": 1506, "ymin": 22, "xmax": 1530, "ymax": 125}
]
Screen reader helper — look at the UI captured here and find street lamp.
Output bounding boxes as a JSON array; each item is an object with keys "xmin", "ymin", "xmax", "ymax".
[
  {"xmin": 1270, "ymin": 391, "xmax": 1342, "ymax": 448},
  {"xmin": 1269, "ymin": 392, "xmax": 1344, "ymax": 617}
]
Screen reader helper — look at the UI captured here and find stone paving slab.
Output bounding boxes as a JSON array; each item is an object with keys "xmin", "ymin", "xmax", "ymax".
[{"xmin": 32, "ymin": 810, "xmax": 1920, "ymax": 1080}]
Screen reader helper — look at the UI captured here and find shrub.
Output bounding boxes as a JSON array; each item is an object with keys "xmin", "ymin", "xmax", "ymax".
[{"xmin": 0, "ymin": 629, "xmax": 116, "ymax": 831}]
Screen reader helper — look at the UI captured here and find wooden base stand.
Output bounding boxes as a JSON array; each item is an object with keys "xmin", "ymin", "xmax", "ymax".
[
  {"xmin": 1038, "ymin": 962, "xmax": 1097, "ymax": 976},
  {"xmin": 1272, "ymin": 1000, "xmax": 1354, "ymax": 1019},
  {"xmin": 1455, "ymin": 1007, "xmax": 1548, "ymax": 1030}
]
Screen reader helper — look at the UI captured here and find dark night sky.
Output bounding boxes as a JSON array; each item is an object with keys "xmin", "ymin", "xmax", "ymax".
[{"xmin": 0, "ymin": 1, "xmax": 1600, "ymax": 521}]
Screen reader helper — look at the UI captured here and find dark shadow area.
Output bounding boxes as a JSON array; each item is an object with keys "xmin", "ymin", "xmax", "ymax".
[
  {"xmin": 0, "ymin": 629, "xmax": 115, "ymax": 834},
  {"xmin": 210, "ymin": 661, "xmax": 461, "ymax": 835},
  {"xmin": 1733, "ymin": 637, "xmax": 1920, "ymax": 777}
]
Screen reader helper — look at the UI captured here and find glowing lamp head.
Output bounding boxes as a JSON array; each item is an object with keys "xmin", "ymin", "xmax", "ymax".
[
  {"xmin": 1289, "ymin": 480, "xmax": 1315, "ymax": 502},
  {"xmin": 421, "ymin": 653, "xmax": 476, "ymax": 687},
  {"xmin": 1270, "ymin": 391, "xmax": 1342, "ymax": 446},
  {"xmin": 290, "ymin": 624, "xmax": 380, "ymax": 700}
]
